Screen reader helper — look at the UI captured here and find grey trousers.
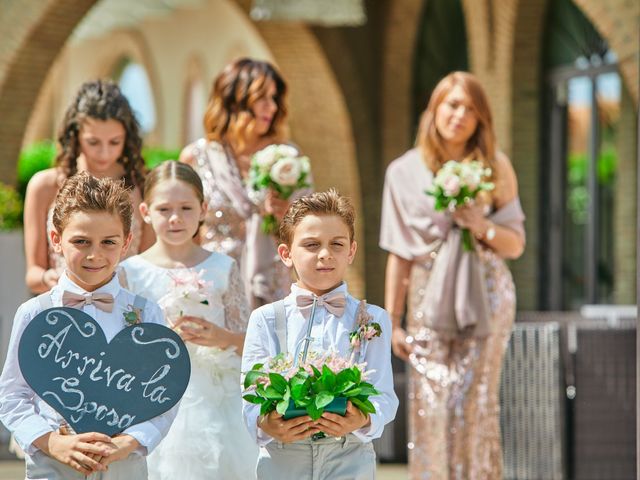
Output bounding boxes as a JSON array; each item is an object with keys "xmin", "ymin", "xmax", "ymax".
[
  {"xmin": 256, "ymin": 434, "xmax": 376, "ymax": 480},
  {"xmin": 24, "ymin": 451, "xmax": 147, "ymax": 480}
]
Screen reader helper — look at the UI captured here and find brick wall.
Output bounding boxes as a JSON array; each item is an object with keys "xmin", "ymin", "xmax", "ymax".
[
  {"xmin": 574, "ymin": 0, "xmax": 639, "ymax": 103},
  {"xmin": 0, "ymin": 0, "xmax": 98, "ymax": 183},
  {"xmin": 614, "ymin": 88, "xmax": 638, "ymax": 304},
  {"xmin": 253, "ymin": 21, "xmax": 366, "ymax": 298}
]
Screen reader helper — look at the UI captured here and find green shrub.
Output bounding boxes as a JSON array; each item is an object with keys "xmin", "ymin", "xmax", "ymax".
[
  {"xmin": 17, "ymin": 140, "xmax": 56, "ymax": 197},
  {"xmin": 0, "ymin": 182, "xmax": 23, "ymax": 230},
  {"xmin": 16, "ymin": 141, "xmax": 181, "ymax": 190},
  {"xmin": 142, "ymin": 147, "xmax": 181, "ymax": 169}
]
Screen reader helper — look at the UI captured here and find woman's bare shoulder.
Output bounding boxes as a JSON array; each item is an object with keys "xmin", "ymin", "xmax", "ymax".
[
  {"xmin": 26, "ymin": 168, "xmax": 62, "ymax": 200},
  {"xmin": 179, "ymin": 143, "xmax": 197, "ymax": 165},
  {"xmin": 493, "ymin": 151, "xmax": 519, "ymax": 205}
]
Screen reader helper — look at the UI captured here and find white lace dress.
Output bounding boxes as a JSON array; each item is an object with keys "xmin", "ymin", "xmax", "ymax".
[{"xmin": 119, "ymin": 252, "xmax": 258, "ymax": 479}]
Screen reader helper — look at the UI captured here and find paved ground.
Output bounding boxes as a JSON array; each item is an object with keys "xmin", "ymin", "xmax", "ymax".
[{"xmin": 0, "ymin": 460, "xmax": 408, "ymax": 479}]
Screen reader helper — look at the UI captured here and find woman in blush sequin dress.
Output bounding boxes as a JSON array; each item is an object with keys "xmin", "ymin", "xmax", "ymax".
[
  {"xmin": 380, "ymin": 72, "xmax": 526, "ymax": 479},
  {"xmin": 181, "ymin": 58, "xmax": 311, "ymax": 308},
  {"xmin": 23, "ymin": 79, "xmax": 153, "ymax": 294}
]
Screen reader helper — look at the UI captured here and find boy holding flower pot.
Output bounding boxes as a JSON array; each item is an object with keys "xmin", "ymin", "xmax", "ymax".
[{"xmin": 241, "ymin": 190, "xmax": 398, "ymax": 479}]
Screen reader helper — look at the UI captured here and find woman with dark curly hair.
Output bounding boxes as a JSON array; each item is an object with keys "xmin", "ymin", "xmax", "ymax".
[
  {"xmin": 181, "ymin": 58, "xmax": 311, "ymax": 308},
  {"xmin": 23, "ymin": 79, "xmax": 154, "ymax": 294}
]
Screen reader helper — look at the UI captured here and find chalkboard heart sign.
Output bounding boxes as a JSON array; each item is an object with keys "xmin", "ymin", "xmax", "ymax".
[{"xmin": 18, "ymin": 307, "xmax": 191, "ymax": 436}]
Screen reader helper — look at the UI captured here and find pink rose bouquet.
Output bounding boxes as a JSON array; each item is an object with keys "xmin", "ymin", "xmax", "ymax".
[{"xmin": 426, "ymin": 160, "xmax": 494, "ymax": 251}]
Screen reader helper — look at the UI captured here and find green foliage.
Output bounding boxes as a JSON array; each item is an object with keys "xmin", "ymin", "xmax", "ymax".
[
  {"xmin": 567, "ymin": 147, "xmax": 618, "ymax": 224},
  {"xmin": 17, "ymin": 140, "xmax": 56, "ymax": 197},
  {"xmin": 243, "ymin": 363, "xmax": 379, "ymax": 421},
  {"xmin": 142, "ymin": 147, "xmax": 181, "ymax": 169},
  {"xmin": 0, "ymin": 183, "xmax": 23, "ymax": 230},
  {"xmin": 16, "ymin": 141, "xmax": 181, "ymax": 193}
]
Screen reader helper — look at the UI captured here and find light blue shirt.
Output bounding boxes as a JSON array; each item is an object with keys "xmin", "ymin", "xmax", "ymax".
[
  {"xmin": 0, "ymin": 271, "xmax": 176, "ymax": 456},
  {"xmin": 241, "ymin": 282, "xmax": 399, "ymax": 446}
]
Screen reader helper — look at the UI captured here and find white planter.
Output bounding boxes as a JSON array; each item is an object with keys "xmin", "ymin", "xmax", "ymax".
[
  {"xmin": 0, "ymin": 230, "xmax": 29, "ymax": 443},
  {"xmin": 0, "ymin": 230, "xmax": 29, "ymax": 368}
]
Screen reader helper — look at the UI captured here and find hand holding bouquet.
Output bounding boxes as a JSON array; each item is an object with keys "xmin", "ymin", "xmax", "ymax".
[
  {"xmin": 243, "ymin": 351, "xmax": 378, "ymax": 422},
  {"xmin": 247, "ymin": 144, "xmax": 311, "ymax": 235},
  {"xmin": 157, "ymin": 269, "xmax": 213, "ymax": 332},
  {"xmin": 426, "ymin": 160, "xmax": 494, "ymax": 251}
]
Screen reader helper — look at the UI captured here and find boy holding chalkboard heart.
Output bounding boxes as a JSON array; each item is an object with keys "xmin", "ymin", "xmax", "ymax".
[{"xmin": 0, "ymin": 173, "xmax": 177, "ymax": 479}]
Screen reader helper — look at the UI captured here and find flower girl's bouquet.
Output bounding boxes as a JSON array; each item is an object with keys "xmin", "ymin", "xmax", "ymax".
[
  {"xmin": 247, "ymin": 144, "xmax": 311, "ymax": 235},
  {"xmin": 426, "ymin": 160, "xmax": 495, "ymax": 251},
  {"xmin": 157, "ymin": 269, "xmax": 214, "ymax": 332},
  {"xmin": 243, "ymin": 351, "xmax": 378, "ymax": 422},
  {"xmin": 158, "ymin": 270, "xmax": 241, "ymax": 383}
]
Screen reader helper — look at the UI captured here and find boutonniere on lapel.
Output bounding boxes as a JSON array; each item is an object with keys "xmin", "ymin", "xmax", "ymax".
[
  {"xmin": 349, "ymin": 300, "xmax": 382, "ymax": 353},
  {"xmin": 123, "ymin": 305, "xmax": 142, "ymax": 327}
]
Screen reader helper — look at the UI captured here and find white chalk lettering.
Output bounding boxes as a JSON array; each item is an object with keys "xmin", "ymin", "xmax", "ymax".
[
  {"xmin": 141, "ymin": 365, "xmax": 171, "ymax": 404},
  {"xmin": 42, "ymin": 376, "xmax": 84, "ymax": 410},
  {"xmin": 116, "ymin": 373, "xmax": 136, "ymax": 392},
  {"xmin": 131, "ymin": 327, "xmax": 180, "ymax": 359}
]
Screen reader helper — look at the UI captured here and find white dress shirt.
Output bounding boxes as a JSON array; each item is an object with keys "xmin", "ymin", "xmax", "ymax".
[
  {"xmin": 0, "ymin": 271, "xmax": 177, "ymax": 456},
  {"xmin": 241, "ymin": 282, "xmax": 399, "ymax": 446}
]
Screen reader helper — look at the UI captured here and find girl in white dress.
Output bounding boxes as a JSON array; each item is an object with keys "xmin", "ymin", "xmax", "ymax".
[{"xmin": 120, "ymin": 161, "xmax": 257, "ymax": 479}]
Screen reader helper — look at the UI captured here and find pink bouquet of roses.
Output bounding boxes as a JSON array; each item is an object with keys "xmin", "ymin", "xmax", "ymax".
[{"xmin": 426, "ymin": 160, "xmax": 494, "ymax": 251}]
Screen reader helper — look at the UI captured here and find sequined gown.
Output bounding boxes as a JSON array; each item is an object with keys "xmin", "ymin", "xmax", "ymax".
[
  {"xmin": 190, "ymin": 139, "xmax": 304, "ymax": 308},
  {"xmin": 119, "ymin": 252, "xmax": 258, "ymax": 479},
  {"xmin": 380, "ymin": 149, "xmax": 525, "ymax": 480}
]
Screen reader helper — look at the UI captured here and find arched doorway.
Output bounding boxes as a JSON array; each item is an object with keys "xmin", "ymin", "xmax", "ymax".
[
  {"xmin": 540, "ymin": 0, "xmax": 636, "ymax": 310},
  {"xmin": 540, "ymin": 1, "xmax": 636, "ymax": 477},
  {"xmin": 412, "ymin": 0, "xmax": 469, "ymax": 130}
]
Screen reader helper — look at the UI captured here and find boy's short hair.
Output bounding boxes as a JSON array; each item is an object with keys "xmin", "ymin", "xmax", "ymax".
[
  {"xmin": 52, "ymin": 172, "xmax": 133, "ymax": 236},
  {"xmin": 279, "ymin": 189, "xmax": 355, "ymax": 246}
]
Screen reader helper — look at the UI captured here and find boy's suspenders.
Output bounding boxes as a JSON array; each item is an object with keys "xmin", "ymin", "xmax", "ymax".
[
  {"xmin": 273, "ymin": 300, "xmax": 287, "ymax": 355},
  {"xmin": 36, "ymin": 293, "xmax": 53, "ymax": 310},
  {"xmin": 273, "ymin": 298, "xmax": 368, "ymax": 363},
  {"xmin": 133, "ymin": 294, "xmax": 147, "ymax": 321}
]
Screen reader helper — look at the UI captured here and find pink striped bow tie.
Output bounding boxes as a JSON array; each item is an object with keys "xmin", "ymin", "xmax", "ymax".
[
  {"xmin": 296, "ymin": 292, "xmax": 347, "ymax": 317},
  {"xmin": 62, "ymin": 291, "xmax": 115, "ymax": 313}
]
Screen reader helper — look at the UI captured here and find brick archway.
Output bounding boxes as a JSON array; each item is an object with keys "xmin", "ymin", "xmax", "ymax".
[
  {"xmin": 573, "ymin": 0, "xmax": 639, "ymax": 103},
  {"xmin": 254, "ymin": 21, "xmax": 365, "ymax": 297},
  {"xmin": 0, "ymin": 0, "xmax": 99, "ymax": 181},
  {"xmin": 0, "ymin": 0, "xmax": 364, "ymax": 295}
]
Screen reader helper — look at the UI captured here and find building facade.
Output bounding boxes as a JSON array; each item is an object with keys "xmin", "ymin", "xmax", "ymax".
[{"xmin": 0, "ymin": 0, "xmax": 637, "ymax": 309}]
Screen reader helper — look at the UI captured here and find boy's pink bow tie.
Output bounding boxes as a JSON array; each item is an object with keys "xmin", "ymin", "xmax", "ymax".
[
  {"xmin": 296, "ymin": 292, "xmax": 346, "ymax": 317},
  {"xmin": 62, "ymin": 291, "xmax": 114, "ymax": 313}
]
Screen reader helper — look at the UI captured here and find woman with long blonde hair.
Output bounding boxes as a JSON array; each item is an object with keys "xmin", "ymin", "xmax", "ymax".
[
  {"xmin": 181, "ymin": 58, "xmax": 310, "ymax": 308},
  {"xmin": 380, "ymin": 71, "xmax": 525, "ymax": 478}
]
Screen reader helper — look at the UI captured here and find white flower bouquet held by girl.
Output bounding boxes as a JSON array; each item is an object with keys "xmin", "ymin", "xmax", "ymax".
[
  {"xmin": 158, "ymin": 269, "xmax": 241, "ymax": 379},
  {"xmin": 426, "ymin": 160, "xmax": 495, "ymax": 251},
  {"xmin": 247, "ymin": 144, "xmax": 311, "ymax": 235},
  {"xmin": 157, "ymin": 269, "xmax": 214, "ymax": 331}
]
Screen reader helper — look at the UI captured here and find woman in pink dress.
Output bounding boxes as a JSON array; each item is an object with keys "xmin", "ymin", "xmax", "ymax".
[
  {"xmin": 23, "ymin": 79, "xmax": 153, "ymax": 294},
  {"xmin": 380, "ymin": 72, "xmax": 526, "ymax": 479},
  {"xmin": 181, "ymin": 58, "xmax": 311, "ymax": 308}
]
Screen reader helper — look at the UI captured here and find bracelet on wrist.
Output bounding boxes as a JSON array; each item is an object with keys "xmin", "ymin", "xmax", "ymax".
[
  {"xmin": 41, "ymin": 269, "xmax": 48, "ymax": 286},
  {"xmin": 475, "ymin": 221, "xmax": 496, "ymax": 241}
]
